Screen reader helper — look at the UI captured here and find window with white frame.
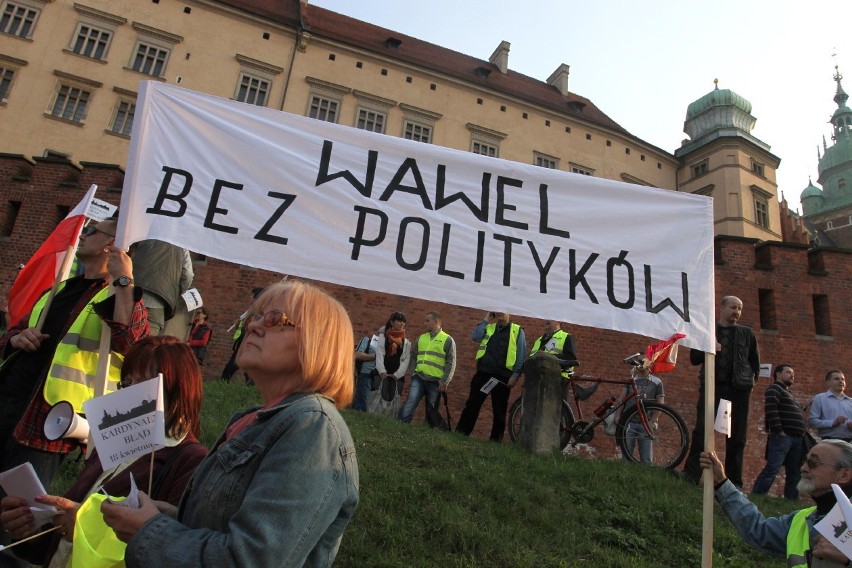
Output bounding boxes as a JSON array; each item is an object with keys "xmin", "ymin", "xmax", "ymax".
[
  {"xmin": 107, "ymin": 89, "xmax": 136, "ymax": 136},
  {"xmin": 403, "ymin": 121, "xmax": 431, "ymax": 143},
  {"xmin": 534, "ymin": 152, "xmax": 559, "ymax": 169},
  {"xmin": 71, "ymin": 25, "xmax": 111, "ymax": 59},
  {"xmin": 467, "ymin": 123, "xmax": 506, "ymax": 158},
  {"xmin": 356, "ymin": 109, "xmax": 385, "ymax": 133},
  {"xmin": 47, "ymin": 71, "xmax": 101, "ymax": 124},
  {"xmin": 0, "ymin": 65, "xmax": 14, "ymax": 101},
  {"xmin": 570, "ymin": 163, "xmax": 594, "ymax": 176},
  {"xmin": 236, "ymin": 74, "xmax": 269, "ymax": 106},
  {"xmin": 233, "ymin": 54, "xmax": 282, "ymax": 107},
  {"xmin": 0, "ymin": 54, "xmax": 25, "ymax": 102},
  {"xmin": 128, "ymin": 22, "xmax": 181, "ymax": 78},
  {"xmin": 51, "ymin": 84, "xmax": 91, "ymax": 122},
  {"xmin": 0, "ymin": 0, "xmax": 43, "ymax": 39},
  {"xmin": 750, "ymin": 184, "xmax": 772, "ymax": 229},
  {"xmin": 353, "ymin": 90, "xmax": 394, "ymax": 134},
  {"xmin": 309, "ymin": 95, "xmax": 338, "ymax": 122},
  {"xmin": 68, "ymin": 5, "xmax": 124, "ymax": 61},
  {"xmin": 401, "ymin": 103, "xmax": 442, "ymax": 144},
  {"xmin": 305, "ymin": 76, "xmax": 350, "ymax": 124}
]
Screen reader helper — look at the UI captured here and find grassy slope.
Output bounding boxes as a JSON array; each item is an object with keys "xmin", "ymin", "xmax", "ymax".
[{"xmin": 55, "ymin": 381, "xmax": 802, "ymax": 567}]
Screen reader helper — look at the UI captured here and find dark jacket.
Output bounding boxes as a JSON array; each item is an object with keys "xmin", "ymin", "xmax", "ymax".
[{"xmin": 690, "ymin": 323, "xmax": 760, "ymax": 390}]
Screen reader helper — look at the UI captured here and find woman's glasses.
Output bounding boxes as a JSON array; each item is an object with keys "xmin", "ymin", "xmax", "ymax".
[{"xmin": 247, "ymin": 310, "xmax": 299, "ymax": 329}]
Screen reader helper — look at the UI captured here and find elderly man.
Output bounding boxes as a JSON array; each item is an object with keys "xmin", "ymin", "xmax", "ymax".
[
  {"xmin": 456, "ymin": 311, "xmax": 526, "ymax": 441},
  {"xmin": 682, "ymin": 295, "xmax": 760, "ymax": 487},
  {"xmin": 0, "ymin": 218, "xmax": 148, "ymax": 486},
  {"xmin": 701, "ymin": 440, "xmax": 852, "ymax": 567},
  {"xmin": 810, "ymin": 370, "xmax": 852, "ymax": 442}
]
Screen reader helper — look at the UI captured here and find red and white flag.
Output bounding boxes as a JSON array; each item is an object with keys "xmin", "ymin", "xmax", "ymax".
[
  {"xmin": 7, "ymin": 185, "xmax": 97, "ymax": 324},
  {"xmin": 645, "ymin": 332, "xmax": 686, "ymax": 374}
]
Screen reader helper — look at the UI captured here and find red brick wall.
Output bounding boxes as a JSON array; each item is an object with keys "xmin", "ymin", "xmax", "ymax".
[{"xmin": 2, "ymin": 156, "xmax": 851, "ymax": 493}]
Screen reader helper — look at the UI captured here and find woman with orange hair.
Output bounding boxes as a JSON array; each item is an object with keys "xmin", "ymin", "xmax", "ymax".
[
  {"xmin": 0, "ymin": 336, "xmax": 207, "ymax": 567},
  {"xmin": 102, "ymin": 280, "xmax": 359, "ymax": 568}
]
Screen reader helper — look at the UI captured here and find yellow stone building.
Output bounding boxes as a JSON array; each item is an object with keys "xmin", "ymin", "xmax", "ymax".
[{"xmin": 0, "ymin": 0, "xmax": 781, "ymax": 240}]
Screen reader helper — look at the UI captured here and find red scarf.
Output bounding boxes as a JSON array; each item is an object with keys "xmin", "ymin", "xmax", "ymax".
[{"xmin": 385, "ymin": 329, "xmax": 406, "ymax": 357}]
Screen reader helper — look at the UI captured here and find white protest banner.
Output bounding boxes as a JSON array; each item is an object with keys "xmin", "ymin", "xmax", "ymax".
[
  {"xmin": 714, "ymin": 399, "xmax": 732, "ymax": 438},
  {"xmin": 82, "ymin": 374, "xmax": 166, "ymax": 472},
  {"xmin": 119, "ymin": 82, "xmax": 716, "ymax": 352}
]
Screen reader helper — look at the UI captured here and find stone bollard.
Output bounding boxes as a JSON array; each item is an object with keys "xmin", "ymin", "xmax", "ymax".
[{"xmin": 518, "ymin": 352, "xmax": 563, "ymax": 453}]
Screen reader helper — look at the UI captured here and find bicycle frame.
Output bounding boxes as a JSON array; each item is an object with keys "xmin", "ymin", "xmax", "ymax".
[{"xmin": 566, "ymin": 365, "xmax": 657, "ymax": 444}]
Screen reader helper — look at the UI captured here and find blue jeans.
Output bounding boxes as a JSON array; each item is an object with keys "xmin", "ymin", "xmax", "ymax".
[
  {"xmin": 624, "ymin": 422, "xmax": 653, "ymax": 464},
  {"xmin": 353, "ymin": 372, "xmax": 374, "ymax": 412},
  {"xmin": 751, "ymin": 433, "xmax": 803, "ymax": 499},
  {"xmin": 399, "ymin": 375, "xmax": 440, "ymax": 423}
]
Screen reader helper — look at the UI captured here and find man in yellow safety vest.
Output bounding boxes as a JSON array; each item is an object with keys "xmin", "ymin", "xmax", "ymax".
[
  {"xmin": 0, "ymin": 218, "xmax": 149, "ymax": 487},
  {"xmin": 398, "ymin": 311, "xmax": 456, "ymax": 424},
  {"xmin": 701, "ymin": 440, "xmax": 852, "ymax": 567}
]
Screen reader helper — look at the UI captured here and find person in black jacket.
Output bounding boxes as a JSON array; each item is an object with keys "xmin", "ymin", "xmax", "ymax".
[
  {"xmin": 751, "ymin": 364, "xmax": 806, "ymax": 499},
  {"xmin": 682, "ymin": 296, "xmax": 760, "ymax": 487}
]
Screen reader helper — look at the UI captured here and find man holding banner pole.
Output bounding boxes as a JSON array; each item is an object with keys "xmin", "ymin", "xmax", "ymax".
[{"xmin": 0, "ymin": 217, "xmax": 149, "ymax": 487}]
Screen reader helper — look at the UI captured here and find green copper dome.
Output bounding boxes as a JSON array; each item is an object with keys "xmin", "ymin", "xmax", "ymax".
[
  {"xmin": 686, "ymin": 82, "xmax": 753, "ymax": 121},
  {"xmin": 800, "ymin": 180, "xmax": 822, "ymax": 199},
  {"xmin": 818, "ymin": 136, "xmax": 852, "ymax": 177}
]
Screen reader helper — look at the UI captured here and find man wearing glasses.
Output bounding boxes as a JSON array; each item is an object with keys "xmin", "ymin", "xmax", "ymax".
[
  {"xmin": 0, "ymin": 218, "xmax": 149, "ymax": 487},
  {"xmin": 701, "ymin": 441, "xmax": 852, "ymax": 567}
]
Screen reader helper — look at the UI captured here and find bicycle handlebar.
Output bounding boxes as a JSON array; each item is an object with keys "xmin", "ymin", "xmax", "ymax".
[{"xmin": 623, "ymin": 353, "xmax": 643, "ymax": 367}]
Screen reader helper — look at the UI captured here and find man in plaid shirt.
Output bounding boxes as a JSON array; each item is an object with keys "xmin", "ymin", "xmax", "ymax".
[{"xmin": 0, "ymin": 218, "xmax": 149, "ymax": 486}]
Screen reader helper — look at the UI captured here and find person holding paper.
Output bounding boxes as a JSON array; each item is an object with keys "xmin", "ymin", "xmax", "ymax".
[
  {"xmin": 0, "ymin": 336, "xmax": 207, "ymax": 567},
  {"xmin": 809, "ymin": 370, "xmax": 852, "ymax": 442},
  {"xmin": 456, "ymin": 311, "xmax": 527, "ymax": 441},
  {"xmin": 701, "ymin": 440, "xmax": 852, "ymax": 567},
  {"xmin": 0, "ymin": 218, "xmax": 149, "ymax": 487},
  {"xmin": 100, "ymin": 280, "xmax": 359, "ymax": 568},
  {"xmin": 682, "ymin": 295, "xmax": 760, "ymax": 488}
]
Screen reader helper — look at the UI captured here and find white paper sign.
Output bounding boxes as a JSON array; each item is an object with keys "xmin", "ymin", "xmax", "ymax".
[
  {"xmin": 86, "ymin": 197, "xmax": 118, "ymax": 222},
  {"xmin": 182, "ymin": 287, "xmax": 203, "ymax": 310},
  {"xmin": 814, "ymin": 484, "xmax": 852, "ymax": 562},
  {"xmin": 0, "ymin": 463, "xmax": 59, "ymax": 525},
  {"xmin": 759, "ymin": 363, "xmax": 772, "ymax": 378},
  {"xmin": 480, "ymin": 377, "xmax": 500, "ymax": 394},
  {"xmin": 117, "ymin": 82, "xmax": 716, "ymax": 353},
  {"xmin": 83, "ymin": 374, "xmax": 166, "ymax": 472},
  {"xmin": 714, "ymin": 399, "xmax": 732, "ymax": 437}
]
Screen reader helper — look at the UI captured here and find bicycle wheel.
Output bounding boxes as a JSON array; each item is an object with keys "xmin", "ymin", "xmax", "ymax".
[
  {"xmin": 507, "ymin": 396, "xmax": 575, "ymax": 447},
  {"xmin": 508, "ymin": 397, "xmax": 523, "ymax": 442},
  {"xmin": 615, "ymin": 402, "xmax": 688, "ymax": 469}
]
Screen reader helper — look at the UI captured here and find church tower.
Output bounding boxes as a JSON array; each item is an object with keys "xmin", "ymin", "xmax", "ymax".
[
  {"xmin": 675, "ymin": 80, "xmax": 782, "ymax": 240},
  {"xmin": 800, "ymin": 66, "xmax": 852, "ymax": 248}
]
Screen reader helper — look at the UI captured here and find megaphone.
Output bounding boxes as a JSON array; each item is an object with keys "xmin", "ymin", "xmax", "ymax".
[{"xmin": 44, "ymin": 401, "xmax": 89, "ymax": 445}]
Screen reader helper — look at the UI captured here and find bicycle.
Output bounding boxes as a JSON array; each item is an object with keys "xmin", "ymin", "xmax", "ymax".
[{"xmin": 507, "ymin": 353, "xmax": 689, "ymax": 469}]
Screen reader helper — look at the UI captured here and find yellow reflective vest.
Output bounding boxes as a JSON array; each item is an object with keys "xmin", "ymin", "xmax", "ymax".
[
  {"xmin": 414, "ymin": 331, "xmax": 449, "ymax": 380},
  {"xmin": 786, "ymin": 506, "xmax": 815, "ymax": 568},
  {"xmin": 529, "ymin": 330, "xmax": 569, "ymax": 356},
  {"xmin": 28, "ymin": 282, "xmax": 122, "ymax": 412},
  {"xmin": 475, "ymin": 323, "xmax": 520, "ymax": 371}
]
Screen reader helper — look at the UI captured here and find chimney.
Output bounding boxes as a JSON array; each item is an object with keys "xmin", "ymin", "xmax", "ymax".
[
  {"xmin": 489, "ymin": 41, "xmax": 510, "ymax": 74},
  {"xmin": 547, "ymin": 63, "xmax": 570, "ymax": 96}
]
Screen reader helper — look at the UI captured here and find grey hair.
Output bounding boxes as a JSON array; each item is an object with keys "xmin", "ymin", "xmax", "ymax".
[{"xmin": 818, "ymin": 439, "xmax": 852, "ymax": 469}]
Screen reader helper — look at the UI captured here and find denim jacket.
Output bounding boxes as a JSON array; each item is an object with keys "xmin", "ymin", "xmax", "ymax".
[
  {"xmin": 125, "ymin": 392, "xmax": 359, "ymax": 568},
  {"xmin": 715, "ymin": 480, "xmax": 848, "ymax": 567}
]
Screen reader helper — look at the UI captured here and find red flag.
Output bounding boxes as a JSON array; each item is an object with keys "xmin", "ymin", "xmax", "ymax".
[
  {"xmin": 7, "ymin": 186, "xmax": 96, "ymax": 324},
  {"xmin": 645, "ymin": 333, "xmax": 686, "ymax": 374}
]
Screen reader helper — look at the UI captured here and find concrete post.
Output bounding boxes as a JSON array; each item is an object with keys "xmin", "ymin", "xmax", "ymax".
[{"xmin": 518, "ymin": 352, "xmax": 563, "ymax": 453}]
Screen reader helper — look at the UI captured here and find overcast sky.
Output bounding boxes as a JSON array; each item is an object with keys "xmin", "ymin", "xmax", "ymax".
[{"xmin": 310, "ymin": 0, "xmax": 852, "ymax": 211}]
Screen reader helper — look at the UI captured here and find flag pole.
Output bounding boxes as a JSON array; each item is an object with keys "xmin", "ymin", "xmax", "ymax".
[
  {"xmin": 32, "ymin": 229, "xmax": 86, "ymax": 333},
  {"xmin": 701, "ymin": 351, "xmax": 716, "ymax": 568}
]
